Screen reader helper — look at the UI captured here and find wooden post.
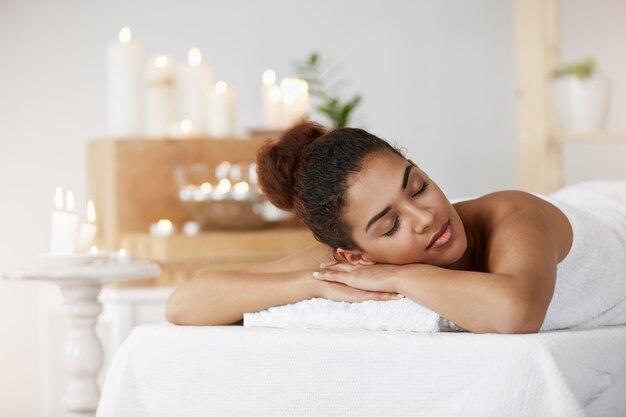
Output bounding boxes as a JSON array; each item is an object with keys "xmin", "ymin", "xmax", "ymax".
[{"xmin": 514, "ymin": 0, "xmax": 563, "ymax": 193}]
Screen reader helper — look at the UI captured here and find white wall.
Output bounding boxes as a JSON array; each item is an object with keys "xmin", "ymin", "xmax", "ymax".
[{"xmin": 0, "ymin": 0, "xmax": 624, "ymax": 415}]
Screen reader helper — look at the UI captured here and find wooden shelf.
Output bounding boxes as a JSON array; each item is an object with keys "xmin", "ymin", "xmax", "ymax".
[
  {"xmin": 555, "ymin": 131, "xmax": 626, "ymax": 143},
  {"xmin": 117, "ymin": 228, "xmax": 317, "ymax": 286}
]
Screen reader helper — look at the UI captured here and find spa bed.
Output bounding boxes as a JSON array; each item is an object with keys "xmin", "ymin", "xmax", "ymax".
[{"xmin": 96, "ymin": 323, "xmax": 626, "ymax": 416}]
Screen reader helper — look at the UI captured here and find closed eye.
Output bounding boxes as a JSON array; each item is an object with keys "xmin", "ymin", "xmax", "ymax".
[{"xmin": 383, "ymin": 181, "xmax": 430, "ymax": 237}]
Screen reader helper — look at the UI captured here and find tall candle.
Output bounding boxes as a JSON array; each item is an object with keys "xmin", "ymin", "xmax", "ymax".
[
  {"xmin": 107, "ymin": 26, "xmax": 142, "ymax": 137},
  {"xmin": 207, "ymin": 81, "xmax": 236, "ymax": 138},
  {"xmin": 176, "ymin": 47, "xmax": 212, "ymax": 134},
  {"xmin": 261, "ymin": 69, "xmax": 283, "ymax": 129},
  {"xmin": 76, "ymin": 200, "xmax": 97, "ymax": 252},
  {"xmin": 144, "ymin": 54, "xmax": 175, "ymax": 138},
  {"xmin": 50, "ymin": 188, "xmax": 78, "ymax": 255},
  {"xmin": 281, "ymin": 77, "xmax": 309, "ymax": 127}
]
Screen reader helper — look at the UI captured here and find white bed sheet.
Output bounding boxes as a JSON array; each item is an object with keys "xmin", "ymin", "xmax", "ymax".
[{"xmin": 97, "ymin": 323, "xmax": 626, "ymax": 417}]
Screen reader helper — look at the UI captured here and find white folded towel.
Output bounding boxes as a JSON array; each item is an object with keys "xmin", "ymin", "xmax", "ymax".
[{"xmin": 243, "ymin": 297, "xmax": 464, "ymax": 332}]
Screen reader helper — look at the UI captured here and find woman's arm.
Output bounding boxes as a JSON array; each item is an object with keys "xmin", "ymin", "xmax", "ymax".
[
  {"xmin": 166, "ymin": 242, "xmax": 402, "ymax": 326},
  {"xmin": 316, "ymin": 199, "xmax": 567, "ymax": 334}
]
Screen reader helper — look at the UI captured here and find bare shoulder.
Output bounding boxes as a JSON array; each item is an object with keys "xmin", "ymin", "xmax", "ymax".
[
  {"xmin": 244, "ymin": 241, "xmax": 334, "ymax": 274},
  {"xmin": 456, "ymin": 189, "xmax": 573, "ymax": 266}
]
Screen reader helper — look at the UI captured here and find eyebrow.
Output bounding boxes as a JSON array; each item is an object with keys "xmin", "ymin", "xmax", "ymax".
[{"xmin": 365, "ymin": 164, "xmax": 414, "ymax": 233}]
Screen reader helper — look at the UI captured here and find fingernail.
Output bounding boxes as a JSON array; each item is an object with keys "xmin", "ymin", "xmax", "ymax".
[
  {"xmin": 396, "ymin": 294, "xmax": 405, "ymax": 298},
  {"xmin": 312, "ymin": 271, "xmax": 320, "ymax": 278}
]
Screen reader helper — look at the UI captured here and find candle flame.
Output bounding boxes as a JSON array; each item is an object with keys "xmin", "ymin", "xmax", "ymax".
[
  {"xmin": 234, "ymin": 181, "xmax": 249, "ymax": 194},
  {"xmin": 188, "ymin": 47, "xmax": 202, "ymax": 66},
  {"xmin": 157, "ymin": 219, "xmax": 173, "ymax": 231},
  {"xmin": 119, "ymin": 26, "xmax": 132, "ymax": 44},
  {"xmin": 155, "ymin": 55, "xmax": 168, "ymax": 68},
  {"xmin": 216, "ymin": 178, "xmax": 232, "ymax": 193},
  {"xmin": 66, "ymin": 191, "xmax": 75, "ymax": 212},
  {"xmin": 89, "ymin": 246, "xmax": 98, "ymax": 255},
  {"xmin": 262, "ymin": 69, "xmax": 276, "ymax": 86},
  {"xmin": 180, "ymin": 119, "xmax": 193, "ymax": 134},
  {"xmin": 215, "ymin": 81, "xmax": 227, "ymax": 93},
  {"xmin": 119, "ymin": 248, "xmax": 127, "ymax": 256},
  {"xmin": 55, "ymin": 186, "xmax": 64, "ymax": 210},
  {"xmin": 87, "ymin": 200, "xmax": 96, "ymax": 223},
  {"xmin": 268, "ymin": 85, "xmax": 282, "ymax": 103}
]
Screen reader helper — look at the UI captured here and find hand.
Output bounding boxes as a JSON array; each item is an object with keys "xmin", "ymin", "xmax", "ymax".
[
  {"xmin": 316, "ymin": 279, "xmax": 404, "ymax": 303},
  {"xmin": 312, "ymin": 261, "xmax": 402, "ymax": 294}
]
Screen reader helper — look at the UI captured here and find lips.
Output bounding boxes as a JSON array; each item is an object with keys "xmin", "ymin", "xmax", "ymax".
[{"xmin": 426, "ymin": 221, "xmax": 450, "ymax": 249}]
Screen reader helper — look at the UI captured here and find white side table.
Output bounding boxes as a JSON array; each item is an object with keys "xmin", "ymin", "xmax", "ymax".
[{"xmin": 4, "ymin": 261, "xmax": 160, "ymax": 417}]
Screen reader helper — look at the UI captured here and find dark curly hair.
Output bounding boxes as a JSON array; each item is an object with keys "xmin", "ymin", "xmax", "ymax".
[{"xmin": 256, "ymin": 121, "xmax": 404, "ymax": 250}]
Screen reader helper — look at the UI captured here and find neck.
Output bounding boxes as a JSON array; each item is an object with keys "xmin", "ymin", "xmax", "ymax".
[{"xmin": 448, "ymin": 224, "xmax": 477, "ymax": 271}]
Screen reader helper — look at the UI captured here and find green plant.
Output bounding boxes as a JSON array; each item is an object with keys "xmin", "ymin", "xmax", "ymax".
[
  {"xmin": 293, "ymin": 52, "xmax": 362, "ymax": 128},
  {"xmin": 554, "ymin": 58, "xmax": 597, "ymax": 80}
]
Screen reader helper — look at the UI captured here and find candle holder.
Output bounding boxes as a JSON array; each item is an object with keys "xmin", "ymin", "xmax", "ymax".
[{"xmin": 173, "ymin": 162, "xmax": 292, "ymax": 230}]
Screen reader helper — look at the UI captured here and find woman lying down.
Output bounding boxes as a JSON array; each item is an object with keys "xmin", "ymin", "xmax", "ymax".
[{"xmin": 166, "ymin": 122, "xmax": 626, "ymax": 334}]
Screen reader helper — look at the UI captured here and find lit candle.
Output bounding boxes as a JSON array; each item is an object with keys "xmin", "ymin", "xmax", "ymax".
[
  {"xmin": 173, "ymin": 118, "xmax": 201, "ymax": 138},
  {"xmin": 281, "ymin": 77, "xmax": 309, "ymax": 127},
  {"xmin": 144, "ymin": 54, "xmax": 175, "ymax": 138},
  {"xmin": 115, "ymin": 248, "xmax": 133, "ymax": 263},
  {"xmin": 175, "ymin": 47, "xmax": 212, "ymax": 134},
  {"xmin": 215, "ymin": 161, "xmax": 231, "ymax": 180},
  {"xmin": 149, "ymin": 219, "xmax": 175, "ymax": 237},
  {"xmin": 107, "ymin": 26, "xmax": 142, "ymax": 137},
  {"xmin": 213, "ymin": 178, "xmax": 232, "ymax": 200},
  {"xmin": 207, "ymin": 81, "xmax": 236, "ymax": 138},
  {"xmin": 261, "ymin": 69, "xmax": 283, "ymax": 129},
  {"xmin": 232, "ymin": 181, "xmax": 250, "ymax": 200},
  {"xmin": 76, "ymin": 200, "xmax": 97, "ymax": 252},
  {"xmin": 183, "ymin": 221, "xmax": 200, "ymax": 236},
  {"xmin": 50, "ymin": 188, "xmax": 78, "ymax": 255}
]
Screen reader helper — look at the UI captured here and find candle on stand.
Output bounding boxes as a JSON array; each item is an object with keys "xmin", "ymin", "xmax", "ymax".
[
  {"xmin": 50, "ymin": 188, "xmax": 78, "ymax": 255},
  {"xmin": 107, "ymin": 26, "xmax": 142, "ymax": 137},
  {"xmin": 115, "ymin": 248, "xmax": 133, "ymax": 263},
  {"xmin": 144, "ymin": 54, "xmax": 175, "ymax": 138},
  {"xmin": 76, "ymin": 200, "xmax": 97, "ymax": 252},
  {"xmin": 207, "ymin": 81, "xmax": 236, "ymax": 138},
  {"xmin": 176, "ymin": 47, "xmax": 212, "ymax": 135}
]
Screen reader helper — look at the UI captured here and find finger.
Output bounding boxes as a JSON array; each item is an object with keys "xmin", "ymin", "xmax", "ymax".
[
  {"xmin": 319, "ymin": 260, "xmax": 338, "ymax": 269},
  {"xmin": 312, "ymin": 271, "xmax": 345, "ymax": 284},
  {"xmin": 361, "ymin": 292, "xmax": 405, "ymax": 302}
]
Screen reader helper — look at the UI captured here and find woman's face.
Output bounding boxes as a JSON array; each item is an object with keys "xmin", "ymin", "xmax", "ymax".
[{"xmin": 342, "ymin": 151, "xmax": 467, "ymax": 266}]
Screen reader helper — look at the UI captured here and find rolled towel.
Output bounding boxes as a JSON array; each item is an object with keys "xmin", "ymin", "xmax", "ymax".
[{"xmin": 243, "ymin": 297, "xmax": 465, "ymax": 333}]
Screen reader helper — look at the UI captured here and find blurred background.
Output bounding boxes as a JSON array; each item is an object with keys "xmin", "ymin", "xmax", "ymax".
[{"xmin": 1, "ymin": 0, "xmax": 626, "ymax": 415}]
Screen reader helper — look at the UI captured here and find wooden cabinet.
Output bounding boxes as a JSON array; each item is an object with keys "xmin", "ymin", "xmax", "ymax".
[{"xmin": 88, "ymin": 135, "xmax": 317, "ymax": 287}]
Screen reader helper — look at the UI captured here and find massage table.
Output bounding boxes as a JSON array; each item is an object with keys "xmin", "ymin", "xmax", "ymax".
[{"xmin": 96, "ymin": 323, "xmax": 626, "ymax": 416}]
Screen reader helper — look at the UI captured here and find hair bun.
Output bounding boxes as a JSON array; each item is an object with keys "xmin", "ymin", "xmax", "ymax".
[{"xmin": 256, "ymin": 121, "xmax": 328, "ymax": 211}]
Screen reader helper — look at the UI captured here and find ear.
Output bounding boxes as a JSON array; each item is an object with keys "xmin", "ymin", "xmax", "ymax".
[{"xmin": 335, "ymin": 248, "xmax": 376, "ymax": 266}]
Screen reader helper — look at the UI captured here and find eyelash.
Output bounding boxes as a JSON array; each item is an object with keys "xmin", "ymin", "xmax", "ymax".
[{"xmin": 383, "ymin": 182, "xmax": 430, "ymax": 237}]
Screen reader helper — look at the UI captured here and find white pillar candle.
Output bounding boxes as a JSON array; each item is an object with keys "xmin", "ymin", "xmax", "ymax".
[
  {"xmin": 207, "ymin": 81, "xmax": 236, "ymax": 138},
  {"xmin": 76, "ymin": 200, "xmax": 97, "ymax": 252},
  {"xmin": 175, "ymin": 47, "xmax": 212, "ymax": 134},
  {"xmin": 281, "ymin": 77, "xmax": 309, "ymax": 127},
  {"xmin": 50, "ymin": 188, "xmax": 78, "ymax": 255},
  {"xmin": 144, "ymin": 54, "xmax": 175, "ymax": 138},
  {"xmin": 261, "ymin": 69, "xmax": 283, "ymax": 129},
  {"xmin": 107, "ymin": 26, "xmax": 142, "ymax": 138}
]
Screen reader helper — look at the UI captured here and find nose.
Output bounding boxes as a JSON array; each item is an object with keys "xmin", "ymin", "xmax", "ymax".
[{"xmin": 403, "ymin": 203, "xmax": 435, "ymax": 234}]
